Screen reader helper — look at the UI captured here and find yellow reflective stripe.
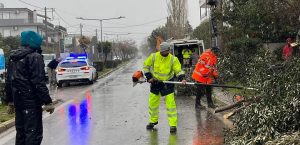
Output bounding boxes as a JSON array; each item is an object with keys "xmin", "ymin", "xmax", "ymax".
[
  {"xmin": 149, "ymin": 112, "xmax": 159, "ymax": 117},
  {"xmin": 176, "ymin": 70, "xmax": 184, "ymax": 77},
  {"xmin": 143, "ymin": 67, "xmax": 150, "ymax": 72},
  {"xmin": 149, "ymin": 107, "xmax": 159, "ymax": 111},
  {"xmin": 167, "ymin": 108, "xmax": 177, "ymax": 112},
  {"xmin": 153, "ymin": 72, "xmax": 170, "ymax": 77},
  {"xmin": 193, "ymin": 70, "xmax": 209, "ymax": 78},
  {"xmin": 151, "ymin": 53, "xmax": 156, "ymax": 67},
  {"xmin": 167, "ymin": 113, "xmax": 177, "ymax": 118}
]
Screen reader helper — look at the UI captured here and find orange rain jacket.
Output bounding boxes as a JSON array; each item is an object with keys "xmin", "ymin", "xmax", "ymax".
[{"xmin": 192, "ymin": 49, "xmax": 218, "ymax": 84}]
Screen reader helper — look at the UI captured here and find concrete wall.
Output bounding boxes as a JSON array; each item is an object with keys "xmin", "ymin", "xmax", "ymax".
[
  {"xmin": 0, "ymin": 10, "xmax": 30, "ymax": 21},
  {"xmin": 8, "ymin": 11, "xmax": 29, "ymax": 20}
]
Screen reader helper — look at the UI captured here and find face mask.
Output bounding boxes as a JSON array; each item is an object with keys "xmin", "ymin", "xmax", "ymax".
[{"xmin": 160, "ymin": 52, "xmax": 169, "ymax": 57}]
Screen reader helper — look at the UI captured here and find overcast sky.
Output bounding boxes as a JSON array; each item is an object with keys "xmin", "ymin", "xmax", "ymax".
[{"xmin": 2, "ymin": 0, "xmax": 201, "ymax": 45}]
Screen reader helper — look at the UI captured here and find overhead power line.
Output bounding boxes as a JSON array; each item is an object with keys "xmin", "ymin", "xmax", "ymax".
[
  {"xmin": 80, "ymin": 17, "xmax": 167, "ymax": 29},
  {"xmin": 103, "ymin": 17, "xmax": 167, "ymax": 28},
  {"xmin": 18, "ymin": 0, "xmax": 43, "ymax": 9},
  {"xmin": 54, "ymin": 11, "xmax": 72, "ymax": 27}
]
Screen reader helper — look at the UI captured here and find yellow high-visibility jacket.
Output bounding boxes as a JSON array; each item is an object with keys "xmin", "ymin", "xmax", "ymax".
[
  {"xmin": 182, "ymin": 49, "xmax": 192, "ymax": 59},
  {"xmin": 143, "ymin": 52, "xmax": 184, "ymax": 81}
]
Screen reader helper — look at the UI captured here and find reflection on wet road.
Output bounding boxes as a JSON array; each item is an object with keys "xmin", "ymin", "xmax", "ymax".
[
  {"xmin": 67, "ymin": 91, "xmax": 91, "ymax": 145},
  {"xmin": 0, "ymin": 59, "xmax": 226, "ymax": 145}
]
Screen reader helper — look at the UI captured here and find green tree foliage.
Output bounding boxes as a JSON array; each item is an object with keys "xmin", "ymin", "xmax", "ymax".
[
  {"xmin": 2, "ymin": 36, "xmax": 20, "ymax": 51},
  {"xmin": 225, "ymin": 49, "xmax": 300, "ymax": 144},
  {"xmin": 218, "ymin": 37, "xmax": 262, "ymax": 84},
  {"xmin": 97, "ymin": 41, "xmax": 112, "ymax": 63},
  {"xmin": 192, "ymin": 20, "xmax": 212, "ymax": 49},
  {"xmin": 221, "ymin": 0, "xmax": 300, "ymax": 42}
]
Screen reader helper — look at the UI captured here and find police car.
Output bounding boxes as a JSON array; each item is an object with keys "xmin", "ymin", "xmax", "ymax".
[{"xmin": 56, "ymin": 55, "xmax": 97, "ymax": 87}]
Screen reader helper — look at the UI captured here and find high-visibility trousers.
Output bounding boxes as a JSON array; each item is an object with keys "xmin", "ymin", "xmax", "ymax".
[{"xmin": 148, "ymin": 92, "xmax": 177, "ymax": 127}]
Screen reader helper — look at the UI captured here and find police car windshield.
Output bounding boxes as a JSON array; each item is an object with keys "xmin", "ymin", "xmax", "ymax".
[{"xmin": 60, "ymin": 61, "xmax": 87, "ymax": 68}]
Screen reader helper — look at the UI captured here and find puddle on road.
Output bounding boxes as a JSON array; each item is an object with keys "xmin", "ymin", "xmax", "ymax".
[{"xmin": 145, "ymin": 109, "xmax": 224, "ymax": 145}]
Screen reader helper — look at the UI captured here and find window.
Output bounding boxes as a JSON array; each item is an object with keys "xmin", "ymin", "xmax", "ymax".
[
  {"xmin": 60, "ymin": 61, "xmax": 87, "ymax": 68},
  {"xmin": 2, "ymin": 13, "xmax": 10, "ymax": 19}
]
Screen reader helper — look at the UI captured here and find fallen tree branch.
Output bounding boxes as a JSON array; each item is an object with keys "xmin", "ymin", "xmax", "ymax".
[
  {"xmin": 215, "ymin": 100, "xmax": 245, "ymax": 113},
  {"xmin": 215, "ymin": 96, "xmax": 261, "ymax": 113}
]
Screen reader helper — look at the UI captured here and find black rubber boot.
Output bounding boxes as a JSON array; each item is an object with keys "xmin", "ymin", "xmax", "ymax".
[
  {"xmin": 195, "ymin": 98, "xmax": 201, "ymax": 109},
  {"xmin": 146, "ymin": 122, "xmax": 158, "ymax": 130},
  {"xmin": 170, "ymin": 126, "xmax": 177, "ymax": 133}
]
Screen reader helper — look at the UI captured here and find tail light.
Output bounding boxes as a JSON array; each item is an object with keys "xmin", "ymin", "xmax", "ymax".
[
  {"xmin": 57, "ymin": 67, "xmax": 66, "ymax": 72},
  {"xmin": 80, "ymin": 66, "xmax": 90, "ymax": 70}
]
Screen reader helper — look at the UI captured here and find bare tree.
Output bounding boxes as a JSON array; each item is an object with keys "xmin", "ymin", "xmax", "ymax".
[{"xmin": 167, "ymin": 0, "xmax": 188, "ymax": 39}]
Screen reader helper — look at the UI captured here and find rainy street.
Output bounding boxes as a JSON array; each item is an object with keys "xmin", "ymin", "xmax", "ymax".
[{"xmin": 0, "ymin": 59, "xmax": 225, "ymax": 145}]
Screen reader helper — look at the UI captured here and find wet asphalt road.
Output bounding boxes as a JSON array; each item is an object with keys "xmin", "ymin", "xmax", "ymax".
[{"xmin": 0, "ymin": 58, "xmax": 225, "ymax": 145}]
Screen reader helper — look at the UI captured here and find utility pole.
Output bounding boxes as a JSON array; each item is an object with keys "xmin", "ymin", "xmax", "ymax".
[
  {"xmin": 45, "ymin": 7, "xmax": 48, "ymax": 49},
  {"xmin": 80, "ymin": 23, "xmax": 83, "ymax": 37},
  {"xmin": 100, "ymin": 20, "xmax": 103, "ymax": 61},
  {"xmin": 95, "ymin": 28, "xmax": 98, "ymax": 60},
  {"xmin": 96, "ymin": 28, "xmax": 98, "ymax": 40}
]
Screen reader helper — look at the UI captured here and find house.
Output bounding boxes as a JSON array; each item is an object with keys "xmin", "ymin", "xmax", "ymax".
[
  {"xmin": 199, "ymin": 0, "xmax": 211, "ymax": 24},
  {"xmin": 0, "ymin": 4, "xmax": 67, "ymax": 54}
]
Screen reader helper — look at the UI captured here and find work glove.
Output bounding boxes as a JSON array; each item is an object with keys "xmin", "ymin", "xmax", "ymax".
[
  {"xmin": 181, "ymin": 79, "xmax": 187, "ymax": 85},
  {"xmin": 7, "ymin": 102, "xmax": 15, "ymax": 114},
  {"xmin": 147, "ymin": 78, "xmax": 157, "ymax": 84},
  {"xmin": 44, "ymin": 103, "xmax": 55, "ymax": 114}
]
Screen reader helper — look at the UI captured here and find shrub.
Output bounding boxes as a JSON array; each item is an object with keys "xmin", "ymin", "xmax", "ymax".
[
  {"xmin": 105, "ymin": 61, "xmax": 118, "ymax": 68},
  {"xmin": 93, "ymin": 61, "xmax": 104, "ymax": 71}
]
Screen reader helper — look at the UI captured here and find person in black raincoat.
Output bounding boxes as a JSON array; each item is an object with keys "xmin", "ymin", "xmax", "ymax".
[{"xmin": 4, "ymin": 31, "xmax": 55, "ymax": 145}]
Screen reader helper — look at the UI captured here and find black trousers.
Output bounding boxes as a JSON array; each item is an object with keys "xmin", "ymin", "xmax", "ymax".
[
  {"xmin": 15, "ymin": 107, "xmax": 43, "ymax": 145},
  {"xmin": 195, "ymin": 85, "xmax": 213, "ymax": 105}
]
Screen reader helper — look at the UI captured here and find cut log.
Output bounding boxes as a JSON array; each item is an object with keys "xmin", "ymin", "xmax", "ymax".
[
  {"xmin": 215, "ymin": 96, "xmax": 261, "ymax": 113},
  {"xmin": 215, "ymin": 100, "xmax": 245, "ymax": 113}
]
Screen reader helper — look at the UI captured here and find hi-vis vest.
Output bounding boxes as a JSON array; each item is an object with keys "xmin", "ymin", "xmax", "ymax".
[
  {"xmin": 192, "ymin": 50, "xmax": 218, "ymax": 84},
  {"xmin": 182, "ymin": 49, "xmax": 192, "ymax": 59},
  {"xmin": 143, "ymin": 52, "xmax": 184, "ymax": 81}
]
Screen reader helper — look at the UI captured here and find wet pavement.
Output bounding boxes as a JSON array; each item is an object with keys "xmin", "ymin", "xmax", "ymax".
[{"xmin": 0, "ymin": 58, "xmax": 225, "ymax": 145}]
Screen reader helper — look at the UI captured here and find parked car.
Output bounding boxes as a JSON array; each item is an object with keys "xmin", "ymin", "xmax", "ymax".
[
  {"xmin": 56, "ymin": 56, "xmax": 97, "ymax": 87},
  {"xmin": 112, "ymin": 56, "xmax": 121, "ymax": 60}
]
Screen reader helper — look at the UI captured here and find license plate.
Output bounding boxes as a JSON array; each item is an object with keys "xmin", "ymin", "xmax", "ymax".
[{"xmin": 69, "ymin": 75, "xmax": 78, "ymax": 78}]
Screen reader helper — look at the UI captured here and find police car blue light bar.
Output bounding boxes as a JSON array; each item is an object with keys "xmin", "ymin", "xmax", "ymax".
[{"xmin": 69, "ymin": 53, "xmax": 87, "ymax": 59}]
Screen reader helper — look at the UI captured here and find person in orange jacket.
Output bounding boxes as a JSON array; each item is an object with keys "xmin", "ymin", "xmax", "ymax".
[{"xmin": 192, "ymin": 47, "xmax": 220, "ymax": 108}]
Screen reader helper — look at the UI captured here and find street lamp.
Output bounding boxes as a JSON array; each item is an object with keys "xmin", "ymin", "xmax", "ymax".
[
  {"xmin": 76, "ymin": 16, "xmax": 125, "ymax": 61},
  {"xmin": 104, "ymin": 33, "xmax": 131, "ymax": 41}
]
